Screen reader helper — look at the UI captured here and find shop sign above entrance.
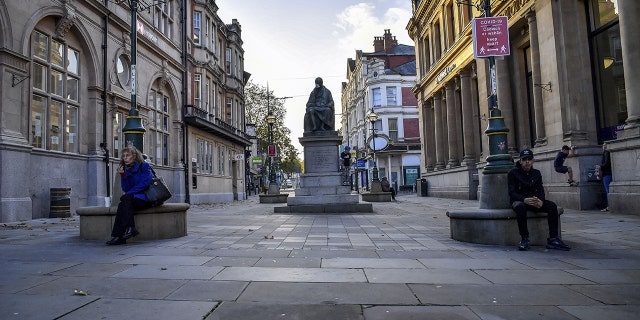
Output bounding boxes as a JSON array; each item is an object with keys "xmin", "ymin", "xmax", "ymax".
[{"xmin": 472, "ymin": 16, "xmax": 510, "ymax": 58}]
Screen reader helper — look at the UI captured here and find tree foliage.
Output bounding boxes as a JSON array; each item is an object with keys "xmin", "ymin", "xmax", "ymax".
[{"xmin": 245, "ymin": 80, "xmax": 300, "ymax": 168}]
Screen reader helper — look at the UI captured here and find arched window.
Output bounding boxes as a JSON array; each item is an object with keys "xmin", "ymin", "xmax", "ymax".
[{"xmin": 30, "ymin": 30, "xmax": 81, "ymax": 153}]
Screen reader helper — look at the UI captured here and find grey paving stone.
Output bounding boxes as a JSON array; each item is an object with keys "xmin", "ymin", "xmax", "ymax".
[
  {"xmin": 237, "ymin": 282, "xmax": 419, "ymax": 305},
  {"xmin": 365, "ymin": 268, "xmax": 490, "ymax": 284},
  {"xmin": 322, "ymin": 257, "xmax": 425, "ymax": 269},
  {"xmin": 409, "ymin": 284, "xmax": 600, "ymax": 305},
  {"xmin": 559, "ymin": 258, "xmax": 640, "ymax": 269},
  {"xmin": 470, "ymin": 305, "xmax": 578, "ymax": 320},
  {"xmin": 50, "ymin": 262, "xmax": 134, "ymax": 277},
  {"xmin": 213, "ymin": 267, "xmax": 366, "ymax": 282},
  {"xmin": 363, "ymin": 306, "xmax": 480, "ymax": 320},
  {"xmin": 560, "ymin": 305, "xmax": 640, "ymax": 320},
  {"xmin": 377, "ymin": 250, "xmax": 470, "ymax": 259},
  {"xmin": 205, "ymin": 302, "xmax": 363, "ymax": 320},
  {"xmin": 417, "ymin": 258, "xmax": 532, "ymax": 270},
  {"xmin": 0, "ymin": 293, "xmax": 97, "ymax": 320},
  {"xmin": 254, "ymin": 257, "xmax": 321, "ymax": 268},
  {"xmin": 116, "ymin": 255, "xmax": 214, "ymax": 266},
  {"xmin": 203, "ymin": 248, "xmax": 291, "ymax": 258},
  {"xmin": 289, "ymin": 249, "xmax": 379, "ymax": 258},
  {"xmin": 19, "ymin": 276, "xmax": 186, "ymax": 299},
  {"xmin": 567, "ymin": 284, "xmax": 640, "ymax": 304},
  {"xmin": 0, "ymin": 274, "xmax": 62, "ymax": 294},
  {"xmin": 204, "ymin": 256, "xmax": 260, "ymax": 267},
  {"xmin": 476, "ymin": 269, "xmax": 596, "ymax": 284},
  {"xmin": 166, "ymin": 280, "xmax": 248, "ymax": 301},
  {"xmin": 113, "ymin": 265, "xmax": 224, "ymax": 280},
  {"xmin": 58, "ymin": 298, "xmax": 216, "ymax": 320},
  {"xmin": 566, "ymin": 269, "xmax": 640, "ymax": 284}
]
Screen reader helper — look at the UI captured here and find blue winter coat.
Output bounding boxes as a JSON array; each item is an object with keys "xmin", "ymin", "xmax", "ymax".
[{"xmin": 121, "ymin": 161, "xmax": 153, "ymax": 201}]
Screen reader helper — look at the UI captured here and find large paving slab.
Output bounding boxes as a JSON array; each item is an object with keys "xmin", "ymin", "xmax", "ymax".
[{"xmin": 1, "ymin": 194, "xmax": 639, "ymax": 319}]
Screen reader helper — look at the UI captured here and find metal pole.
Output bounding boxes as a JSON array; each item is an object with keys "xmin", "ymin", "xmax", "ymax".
[
  {"xmin": 481, "ymin": 0, "xmax": 513, "ymax": 172},
  {"xmin": 371, "ymin": 123, "xmax": 379, "ymax": 181},
  {"xmin": 122, "ymin": 0, "xmax": 146, "ymax": 151}
]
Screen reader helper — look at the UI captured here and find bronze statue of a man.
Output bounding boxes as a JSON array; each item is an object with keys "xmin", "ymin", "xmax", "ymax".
[{"xmin": 304, "ymin": 77, "xmax": 335, "ymax": 132}]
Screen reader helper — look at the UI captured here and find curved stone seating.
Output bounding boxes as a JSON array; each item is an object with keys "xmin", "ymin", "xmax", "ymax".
[
  {"xmin": 446, "ymin": 207, "xmax": 563, "ymax": 246},
  {"xmin": 76, "ymin": 203, "xmax": 190, "ymax": 241}
]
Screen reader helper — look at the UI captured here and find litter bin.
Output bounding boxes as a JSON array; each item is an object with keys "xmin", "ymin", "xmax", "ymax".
[
  {"xmin": 419, "ymin": 179, "xmax": 428, "ymax": 197},
  {"xmin": 50, "ymin": 188, "xmax": 71, "ymax": 218}
]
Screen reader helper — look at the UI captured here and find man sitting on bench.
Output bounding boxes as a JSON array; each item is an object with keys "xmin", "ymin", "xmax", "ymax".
[{"xmin": 508, "ymin": 149, "xmax": 570, "ymax": 251}]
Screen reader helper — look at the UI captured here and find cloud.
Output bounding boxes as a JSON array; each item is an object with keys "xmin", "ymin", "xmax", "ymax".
[{"xmin": 333, "ymin": 3, "xmax": 414, "ymax": 57}]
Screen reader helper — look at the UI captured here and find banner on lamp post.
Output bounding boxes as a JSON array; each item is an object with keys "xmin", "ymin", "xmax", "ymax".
[{"xmin": 268, "ymin": 145, "xmax": 277, "ymax": 157}]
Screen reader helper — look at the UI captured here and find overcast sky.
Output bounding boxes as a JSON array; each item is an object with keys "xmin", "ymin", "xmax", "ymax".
[{"xmin": 216, "ymin": 0, "xmax": 414, "ymax": 154}]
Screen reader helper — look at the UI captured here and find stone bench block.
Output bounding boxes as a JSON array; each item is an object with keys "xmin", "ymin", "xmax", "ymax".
[
  {"xmin": 361, "ymin": 192, "xmax": 393, "ymax": 202},
  {"xmin": 446, "ymin": 207, "xmax": 564, "ymax": 246},
  {"xmin": 76, "ymin": 203, "xmax": 190, "ymax": 241}
]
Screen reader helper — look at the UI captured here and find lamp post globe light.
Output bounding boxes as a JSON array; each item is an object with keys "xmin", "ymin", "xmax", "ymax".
[
  {"xmin": 266, "ymin": 113, "xmax": 279, "ymax": 194},
  {"xmin": 367, "ymin": 111, "xmax": 379, "ymax": 182}
]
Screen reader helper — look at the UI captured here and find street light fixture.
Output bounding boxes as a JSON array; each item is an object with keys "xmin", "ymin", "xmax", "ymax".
[{"xmin": 367, "ymin": 111, "xmax": 379, "ymax": 182}]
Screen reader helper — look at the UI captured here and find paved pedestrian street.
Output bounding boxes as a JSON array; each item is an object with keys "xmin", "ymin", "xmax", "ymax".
[{"xmin": 1, "ymin": 194, "xmax": 639, "ymax": 319}]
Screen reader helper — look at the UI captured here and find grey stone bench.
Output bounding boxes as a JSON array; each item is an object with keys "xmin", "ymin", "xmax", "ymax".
[
  {"xmin": 446, "ymin": 207, "xmax": 564, "ymax": 246},
  {"xmin": 76, "ymin": 203, "xmax": 190, "ymax": 241}
]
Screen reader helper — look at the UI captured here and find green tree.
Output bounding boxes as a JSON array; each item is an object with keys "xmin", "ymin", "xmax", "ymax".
[{"xmin": 245, "ymin": 80, "xmax": 299, "ymax": 168}]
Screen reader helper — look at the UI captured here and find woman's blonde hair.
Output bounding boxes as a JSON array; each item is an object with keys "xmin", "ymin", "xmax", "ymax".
[{"xmin": 120, "ymin": 146, "xmax": 145, "ymax": 165}]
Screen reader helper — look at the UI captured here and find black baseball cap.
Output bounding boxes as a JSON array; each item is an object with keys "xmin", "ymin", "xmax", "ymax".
[{"xmin": 520, "ymin": 149, "xmax": 534, "ymax": 159}]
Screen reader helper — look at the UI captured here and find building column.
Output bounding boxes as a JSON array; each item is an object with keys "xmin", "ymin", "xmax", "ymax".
[
  {"xmin": 471, "ymin": 63, "xmax": 482, "ymax": 161},
  {"xmin": 433, "ymin": 92, "xmax": 446, "ymax": 170},
  {"xmin": 459, "ymin": 68, "xmax": 476, "ymax": 166},
  {"xmin": 496, "ymin": 57, "xmax": 516, "ymax": 152},
  {"xmin": 445, "ymin": 81, "xmax": 459, "ymax": 167},
  {"xmin": 618, "ymin": 0, "xmax": 640, "ymax": 133},
  {"xmin": 424, "ymin": 98, "xmax": 436, "ymax": 171},
  {"xmin": 527, "ymin": 10, "xmax": 547, "ymax": 146}
]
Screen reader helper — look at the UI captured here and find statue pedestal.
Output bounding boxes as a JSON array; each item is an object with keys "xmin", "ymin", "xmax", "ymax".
[{"xmin": 274, "ymin": 132, "xmax": 372, "ymax": 213}]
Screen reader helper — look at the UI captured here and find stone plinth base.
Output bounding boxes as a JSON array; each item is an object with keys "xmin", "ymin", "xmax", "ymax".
[
  {"xmin": 259, "ymin": 194, "xmax": 289, "ymax": 203},
  {"xmin": 446, "ymin": 208, "xmax": 563, "ymax": 246},
  {"xmin": 275, "ymin": 203, "xmax": 373, "ymax": 214},
  {"xmin": 77, "ymin": 203, "xmax": 190, "ymax": 241},
  {"xmin": 361, "ymin": 192, "xmax": 392, "ymax": 202}
]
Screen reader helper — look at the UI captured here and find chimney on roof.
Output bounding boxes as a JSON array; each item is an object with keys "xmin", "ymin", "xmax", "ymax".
[
  {"xmin": 383, "ymin": 29, "xmax": 398, "ymax": 54},
  {"xmin": 373, "ymin": 35, "xmax": 384, "ymax": 52}
]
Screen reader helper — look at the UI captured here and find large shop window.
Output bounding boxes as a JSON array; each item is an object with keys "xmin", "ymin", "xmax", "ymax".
[
  {"xmin": 589, "ymin": 0, "xmax": 624, "ymax": 141},
  {"xmin": 147, "ymin": 89, "xmax": 170, "ymax": 166},
  {"xmin": 30, "ymin": 30, "xmax": 80, "ymax": 153}
]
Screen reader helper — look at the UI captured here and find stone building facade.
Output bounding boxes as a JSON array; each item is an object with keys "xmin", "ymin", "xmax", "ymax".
[
  {"xmin": 341, "ymin": 30, "xmax": 420, "ymax": 190},
  {"xmin": 407, "ymin": 0, "xmax": 640, "ymax": 213},
  {"xmin": 0, "ymin": 0, "xmax": 250, "ymax": 222}
]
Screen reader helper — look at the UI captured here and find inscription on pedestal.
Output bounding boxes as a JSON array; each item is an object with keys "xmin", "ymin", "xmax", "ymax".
[{"xmin": 305, "ymin": 146, "xmax": 338, "ymax": 173}]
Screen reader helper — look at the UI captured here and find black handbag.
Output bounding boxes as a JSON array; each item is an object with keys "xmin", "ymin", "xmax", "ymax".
[{"xmin": 144, "ymin": 166, "xmax": 172, "ymax": 207}]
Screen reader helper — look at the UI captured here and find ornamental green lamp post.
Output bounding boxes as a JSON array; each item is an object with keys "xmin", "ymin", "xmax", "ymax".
[
  {"xmin": 479, "ymin": 0, "xmax": 513, "ymax": 172},
  {"xmin": 122, "ymin": 0, "xmax": 146, "ymax": 151}
]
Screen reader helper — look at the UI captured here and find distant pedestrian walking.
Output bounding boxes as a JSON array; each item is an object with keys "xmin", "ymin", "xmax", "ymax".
[{"xmin": 554, "ymin": 145, "xmax": 577, "ymax": 186}]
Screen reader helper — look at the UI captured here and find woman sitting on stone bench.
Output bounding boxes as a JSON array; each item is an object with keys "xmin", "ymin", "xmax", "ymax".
[{"xmin": 107, "ymin": 146, "xmax": 153, "ymax": 245}]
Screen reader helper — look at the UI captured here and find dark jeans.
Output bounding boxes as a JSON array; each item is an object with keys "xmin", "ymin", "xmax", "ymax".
[
  {"xmin": 511, "ymin": 200, "xmax": 559, "ymax": 239},
  {"xmin": 111, "ymin": 193, "xmax": 151, "ymax": 237}
]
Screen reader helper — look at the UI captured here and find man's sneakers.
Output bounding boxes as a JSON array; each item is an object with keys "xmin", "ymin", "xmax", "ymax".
[
  {"xmin": 568, "ymin": 180, "xmax": 578, "ymax": 187},
  {"xmin": 519, "ymin": 237, "xmax": 571, "ymax": 251},
  {"xmin": 518, "ymin": 238, "xmax": 530, "ymax": 251},
  {"xmin": 546, "ymin": 237, "xmax": 571, "ymax": 251}
]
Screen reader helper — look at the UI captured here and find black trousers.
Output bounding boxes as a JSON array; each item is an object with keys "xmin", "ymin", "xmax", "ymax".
[
  {"xmin": 111, "ymin": 193, "xmax": 151, "ymax": 237},
  {"xmin": 512, "ymin": 200, "xmax": 559, "ymax": 239}
]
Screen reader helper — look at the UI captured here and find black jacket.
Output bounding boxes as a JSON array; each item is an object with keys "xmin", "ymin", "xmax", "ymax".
[
  {"xmin": 507, "ymin": 161, "xmax": 546, "ymax": 203},
  {"xmin": 600, "ymin": 150, "xmax": 612, "ymax": 176}
]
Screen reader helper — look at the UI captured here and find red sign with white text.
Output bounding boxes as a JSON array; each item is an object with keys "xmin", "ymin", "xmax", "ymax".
[
  {"xmin": 472, "ymin": 16, "xmax": 510, "ymax": 58},
  {"xmin": 268, "ymin": 145, "xmax": 277, "ymax": 157}
]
